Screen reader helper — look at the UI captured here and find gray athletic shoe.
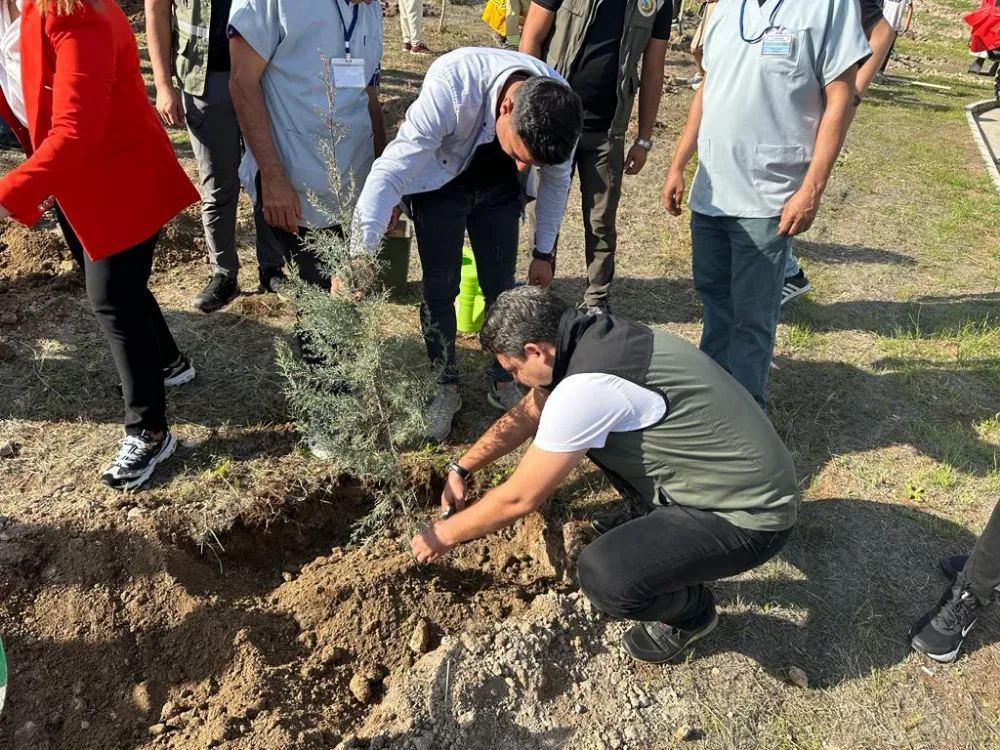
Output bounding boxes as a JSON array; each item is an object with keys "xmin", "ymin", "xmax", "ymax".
[
  {"xmin": 425, "ymin": 386, "xmax": 462, "ymax": 444},
  {"xmin": 487, "ymin": 380, "xmax": 526, "ymax": 411}
]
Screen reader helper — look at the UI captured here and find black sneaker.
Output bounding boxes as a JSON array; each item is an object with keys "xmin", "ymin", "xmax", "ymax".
[
  {"xmin": 193, "ymin": 273, "xmax": 239, "ymax": 313},
  {"xmin": 909, "ymin": 583, "xmax": 985, "ymax": 663},
  {"xmin": 781, "ymin": 271, "xmax": 811, "ymax": 306},
  {"xmin": 591, "ymin": 504, "xmax": 636, "ymax": 535},
  {"xmin": 258, "ymin": 267, "xmax": 287, "ymax": 295},
  {"xmin": 100, "ymin": 430, "xmax": 177, "ymax": 491},
  {"xmin": 622, "ymin": 595, "xmax": 719, "ymax": 664},
  {"xmin": 163, "ymin": 354, "xmax": 196, "ymax": 387}
]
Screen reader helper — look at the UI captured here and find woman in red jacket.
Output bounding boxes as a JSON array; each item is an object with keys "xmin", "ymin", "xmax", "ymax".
[{"xmin": 0, "ymin": 0, "xmax": 200, "ymax": 489}]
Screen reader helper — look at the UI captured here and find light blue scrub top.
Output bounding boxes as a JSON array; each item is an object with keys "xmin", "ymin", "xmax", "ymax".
[
  {"xmin": 229, "ymin": 0, "xmax": 384, "ymax": 229},
  {"xmin": 689, "ymin": 0, "xmax": 870, "ymax": 218}
]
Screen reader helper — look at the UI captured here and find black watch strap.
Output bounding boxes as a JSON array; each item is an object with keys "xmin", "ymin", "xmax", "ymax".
[
  {"xmin": 532, "ymin": 249, "xmax": 554, "ymax": 262},
  {"xmin": 447, "ymin": 460, "xmax": 470, "ymax": 480}
]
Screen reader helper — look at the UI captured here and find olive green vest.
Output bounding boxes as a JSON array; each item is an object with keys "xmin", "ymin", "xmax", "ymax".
[
  {"xmin": 172, "ymin": 0, "xmax": 214, "ymax": 97},
  {"xmin": 554, "ymin": 314, "xmax": 800, "ymax": 532},
  {"xmin": 540, "ymin": 0, "xmax": 658, "ymax": 137}
]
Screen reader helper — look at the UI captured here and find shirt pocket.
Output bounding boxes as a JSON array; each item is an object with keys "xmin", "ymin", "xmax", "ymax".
[{"xmin": 751, "ymin": 144, "xmax": 807, "ymax": 200}]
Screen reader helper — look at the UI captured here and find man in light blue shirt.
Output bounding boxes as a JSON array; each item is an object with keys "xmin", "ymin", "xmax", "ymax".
[
  {"xmin": 351, "ymin": 47, "xmax": 583, "ymax": 443},
  {"xmin": 662, "ymin": 0, "xmax": 870, "ymax": 408},
  {"xmin": 228, "ymin": 0, "xmax": 387, "ymax": 291}
]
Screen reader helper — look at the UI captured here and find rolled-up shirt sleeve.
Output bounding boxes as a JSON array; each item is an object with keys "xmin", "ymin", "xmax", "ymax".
[
  {"xmin": 531, "ymin": 153, "xmax": 573, "ymax": 254},
  {"xmin": 816, "ymin": 0, "xmax": 871, "ymax": 86},
  {"xmin": 228, "ymin": 0, "xmax": 283, "ymax": 61}
]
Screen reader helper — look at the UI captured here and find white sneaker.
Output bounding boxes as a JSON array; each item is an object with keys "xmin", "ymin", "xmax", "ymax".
[{"xmin": 425, "ymin": 386, "xmax": 462, "ymax": 444}]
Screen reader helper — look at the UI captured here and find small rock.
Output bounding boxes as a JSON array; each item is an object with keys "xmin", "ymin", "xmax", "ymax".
[
  {"xmin": 80, "ymin": 720, "xmax": 90, "ymax": 730},
  {"xmin": 349, "ymin": 672, "xmax": 375, "ymax": 704},
  {"xmin": 127, "ymin": 508, "xmax": 145, "ymax": 522},
  {"xmin": 409, "ymin": 619, "xmax": 431, "ymax": 654},
  {"xmin": 0, "ymin": 311, "xmax": 17, "ymax": 325},
  {"xmin": 149, "ymin": 723, "xmax": 167, "ymax": 736},
  {"xmin": 0, "ymin": 442, "xmax": 16, "ymax": 459},
  {"xmin": 160, "ymin": 701, "xmax": 178, "ymax": 721},
  {"xmin": 787, "ymin": 666, "xmax": 809, "ymax": 689},
  {"xmin": 573, "ymin": 704, "xmax": 586, "ymax": 715},
  {"xmin": 674, "ymin": 725, "xmax": 698, "ymax": 742},
  {"xmin": 15, "ymin": 722, "xmax": 39, "ymax": 743},
  {"xmin": 72, "ymin": 681, "xmax": 85, "ymax": 697}
]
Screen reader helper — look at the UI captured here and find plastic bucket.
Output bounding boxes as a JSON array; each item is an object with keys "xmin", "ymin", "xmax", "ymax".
[
  {"xmin": 456, "ymin": 247, "xmax": 485, "ymax": 333},
  {"xmin": 376, "ymin": 221, "xmax": 412, "ymax": 300}
]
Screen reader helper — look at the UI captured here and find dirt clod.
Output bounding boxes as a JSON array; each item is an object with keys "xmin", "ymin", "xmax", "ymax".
[
  {"xmin": 349, "ymin": 672, "xmax": 377, "ymax": 705},
  {"xmin": 788, "ymin": 666, "xmax": 810, "ymax": 689},
  {"xmin": 0, "ymin": 442, "xmax": 16, "ymax": 458},
  {"xmin": 409, "ymin": 618, "xmax": 431, "ymax": 654}
]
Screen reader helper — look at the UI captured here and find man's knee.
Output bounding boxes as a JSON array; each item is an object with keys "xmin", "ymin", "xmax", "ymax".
[{"xmin": 577, "ymin": 541, "xmax": 649, "ymax": 620}]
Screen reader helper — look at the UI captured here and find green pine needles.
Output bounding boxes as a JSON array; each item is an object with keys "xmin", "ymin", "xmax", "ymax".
[{"xmin": 276, "ymin": 67, "xmax": 439, "ymax": 540}]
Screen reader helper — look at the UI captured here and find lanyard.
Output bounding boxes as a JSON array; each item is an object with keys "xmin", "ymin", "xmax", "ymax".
[
  {"xmin": 332, "ymin": 0, "xmax": 360, "ymax": 60},
  {"xmin": 739, "ymin": 0, "xmax": 785, "ymax": 44}
]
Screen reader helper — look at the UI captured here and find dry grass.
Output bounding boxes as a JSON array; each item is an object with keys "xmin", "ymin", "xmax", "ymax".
[{"xmin": 1, "ymin": 0, "xmax": 1000, "ymax": 747}]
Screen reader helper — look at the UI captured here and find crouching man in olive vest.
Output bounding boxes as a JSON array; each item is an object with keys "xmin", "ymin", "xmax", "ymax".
[{"xmin": 411, "ymin": 285, "xmax": 799, "ymax": 663}]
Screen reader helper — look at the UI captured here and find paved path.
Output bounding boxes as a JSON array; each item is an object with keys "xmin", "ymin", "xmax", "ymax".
[{"xmin": 968, "ymin": 100, "xmax": 1000, "ymax": 192}]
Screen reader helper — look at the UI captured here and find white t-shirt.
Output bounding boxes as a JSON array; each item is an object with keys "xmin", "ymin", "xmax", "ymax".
[
  {"xmin": 0, "ymin": 0, "xmax": 24, "ymax": 128},
  {"xmin": 533, "ymin": 373, "xmax": 667, "ymax": 453}
]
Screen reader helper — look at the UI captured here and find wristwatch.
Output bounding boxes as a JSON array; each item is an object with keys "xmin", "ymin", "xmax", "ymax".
[
  {"xmin": 532, "ymin": 248, "xmax": 554, "ymax": 263},
  {"xmin": 447, "ymin": 460, "xmax": 470, "ymax": 481},
  {"xmin": 635, "ymin": 138, "xmax": 653, "ymax": 151}
]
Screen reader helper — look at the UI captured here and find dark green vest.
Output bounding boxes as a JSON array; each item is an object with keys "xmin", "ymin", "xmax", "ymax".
[
  {"xmin": 540, "ymin": 0, "xmax": 658, "ymax": 137},
  {"xmin": 172, "ymin": 0, "xmax": 213, "ymax": 97},
  {"xmin": 552, "ymin": 312, "xmax": 799, "ymax": 531}
]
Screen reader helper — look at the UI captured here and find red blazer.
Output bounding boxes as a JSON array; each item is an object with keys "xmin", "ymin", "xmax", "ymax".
[{"xmin": 0, "ymin": 0, "xmax": 198, "ymax": 261}]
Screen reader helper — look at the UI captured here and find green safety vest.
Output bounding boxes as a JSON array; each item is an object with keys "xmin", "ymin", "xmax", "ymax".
[
  {"xmin": 540, "ymin": 0, "xmax": 659, "ymax": 137},
  {"xmin": 172, "ymin": 0, "xmax": 214, "ymax": 97}
]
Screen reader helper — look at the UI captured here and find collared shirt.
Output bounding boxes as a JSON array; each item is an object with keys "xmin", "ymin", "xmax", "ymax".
[
  {"xmin": 0, "ymin": 0, "xmax": 24, "ymax": 128},
  {"xmin": 688, "ymin": 0, "xmax": 870, "ymax": 218},
  {"xmin": 350, "ymin": 47, "xmax": 574, "ymax": 256},
  {"xmin": 229, "ymin": 0, "xmax": 383, "ymax": 229}
]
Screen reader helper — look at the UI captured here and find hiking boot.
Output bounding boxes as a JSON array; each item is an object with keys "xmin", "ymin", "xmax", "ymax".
[
  {"xmin": 622, "ymin": 596, "xmax": 719, "ymax": 664},
  {"xmin": 780, "ymin": 271, "xmax": 811, "ymax": 306},
  {"xmin": 591, "ymin": 503, "xmax": 636, "ymax": 535},
  {"xmin": 425, "ymin": 385, "xmax": 462, "ymax": 444},
  {"xmin": 909, "ymin": 583, "xmax": 986, "ymax": 663},
  {"xmin": 487, "ymin": 380, "xmax": 526, "ymax": 411},
  {"xmin": 163, "ymin": 354, "xmax": 196, "ymax": 388},
  {"xmin": 258, "ymin": 267, "xmax": 287, "ymax": 295},
  {"xmin": 193, "ymin": 273, "xmax": 238, "ymax": 313},
  {"xmin": 410, "ymin": 42, "xmax": 433, "ymax": 55},
  {"xmin": 101, "ymin": 430, "xmax": 177, "ymax": 491}
]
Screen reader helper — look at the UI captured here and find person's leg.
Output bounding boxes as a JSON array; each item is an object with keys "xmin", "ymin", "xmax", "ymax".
[
  {"xmin": 690, "ymin": 211, "xmax": 735, "ymax": 376},
  {"xmin": 410, "ymin": 183, "xmax": 473, "ymax": 387},
  {"xmin": 727, "ymin": 216, "xmax": 791, "ymax": 408},
  {"xmin": 467, "ymin": 181, "xmax": 521, "ymax": 388},
  {"xmin": 184, "ymin": 72, "xmax": 242, "ymax": 311},
  {"xmin": 577, "ymin": 504, "xmax": 791, "ymax": 661},
  {"xmin": 785, "ymin": 250, "xmax": 800, "ymax": 278},
  {"xmin": 411, "ymin": 0, "xmax": 424, "ymax": 46},
  {"xmin": 577, "ymin": 131, "xmax": 624, "ymax": 312},
  {"xmin": 959, "ymin": 499, "xmax": 1000, "ymax": 603},
  {"xmin": 287, "ymin": 225, "xmax": 339, "ymax": 293},
  {"xmin": 54, "ymin": 205, "xmax": 85, "ymax": 270},
  {"xmin": 83, "ymin": 235, "xmax": 169, "ymax": 436},
  {"xmin": 398, "ymin": 0, "xmax": 414, "ymax": 46}
]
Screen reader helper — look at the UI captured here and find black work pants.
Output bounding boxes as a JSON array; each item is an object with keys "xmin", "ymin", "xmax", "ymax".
[
  {"xmin": 959, "ymin": 499, "xmax": 1000, "ymax": 604},
  {"xmin": 577, "ymin": 503, "xmax": 792, "ymax": 628},
  {"xmin": 56, "ymin": 208, "xmax": 178, "ymax": 435}
]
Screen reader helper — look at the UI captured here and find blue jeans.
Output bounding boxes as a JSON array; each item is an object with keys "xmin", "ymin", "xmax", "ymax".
[{"xmin": 691, "ymin": 212, "xmax": 792, "ymax": 408}]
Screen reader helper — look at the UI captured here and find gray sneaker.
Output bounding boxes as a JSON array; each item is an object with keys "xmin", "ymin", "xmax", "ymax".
[
  {"xmin": 425, "ymin": 386, "xmax": 462, "ymax": 444},
  {"xmin": 487, "ymin": 380, "xmax": 526, "ymax": 411}
]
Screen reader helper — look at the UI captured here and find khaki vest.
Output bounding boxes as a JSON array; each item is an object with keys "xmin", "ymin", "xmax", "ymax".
[
  {"xmin": 172, "ymin": 0, "xmax": 214, "ymax": 97},
  {"xmin": 540, "ymin": 0, "xmax": 658, "ymax": 137}
]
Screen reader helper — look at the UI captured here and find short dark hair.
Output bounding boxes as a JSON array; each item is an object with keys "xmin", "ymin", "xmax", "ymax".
[
  {"xmin": 511, "ymin": 76, "xmax": 583, "ymax": 166},
  {"xmin": 480, "ymin": 286, "xmax": 571, "ymax": 357}
]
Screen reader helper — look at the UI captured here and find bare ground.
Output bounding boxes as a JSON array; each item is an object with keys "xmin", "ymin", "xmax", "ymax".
[{"xmin": 1, "ymin": 1, "xmax": 999, "ymax": 748}]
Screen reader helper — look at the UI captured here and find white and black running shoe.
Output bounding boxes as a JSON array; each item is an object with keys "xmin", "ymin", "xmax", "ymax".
[
  {"xmin": 909, "ymin": 584, "xmax": 984, "ymax": 663},
  {"xmin": 163, "ymin": 354, "xmax": 196, "ymax": 387},
  {"xmin": 781, "ymin": 271, "xmax": 811, "ymax": 306},
  {"xmin": 100, "ymin": 430, "xmax": 177, "ymax": 491}
]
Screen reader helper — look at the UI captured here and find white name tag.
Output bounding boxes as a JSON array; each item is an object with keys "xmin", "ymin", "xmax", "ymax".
[
  {"xmin": 331, "ymin": 58, "xmax": 367, "ymax": 89},
  {"xmin": 761, "ymin": 32, "xmax": 794, "ymax": 57}
]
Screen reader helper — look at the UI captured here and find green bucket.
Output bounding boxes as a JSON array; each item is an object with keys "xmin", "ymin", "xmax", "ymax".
[
  {"xmin": 456, "ymin": 246, "xmax": 485, "ymax": 333},
  {"xmin": 376, "ymin": 220, "xmax": 412, "ymax": 300}
]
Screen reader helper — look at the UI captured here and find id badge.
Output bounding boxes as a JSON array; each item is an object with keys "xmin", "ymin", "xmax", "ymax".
[
  {"xmin": 761, "ymin": 31, "xmax": 794, "ymax": 57},
  {"xmin": 331, "ymin": 58, "xmax": 367, "ymax": 89}
]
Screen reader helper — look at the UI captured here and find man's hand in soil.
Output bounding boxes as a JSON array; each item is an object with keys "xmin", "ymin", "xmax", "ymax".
[
  {"xmin": 262, "ymin": 172, "xmax": 302, "ymax": 234},
  {"xmin": 411, "ymin": 523, "xmax": 454, "ymax": 564},
  {"xmin": 155, "ymin": 84, "xmax": 184, "ymax": 128},
  {"xmin": 528, "ymin": 257, "xmax": 554, "ymax": 288},
  {"xmin": 441, "ymin": 470, "xmax": 468, "ymax": 516},
  {"xmin": 330, "ymin": 258, "xmax": 376, "ymax": 299}
]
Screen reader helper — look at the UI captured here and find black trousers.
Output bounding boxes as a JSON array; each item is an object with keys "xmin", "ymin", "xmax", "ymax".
[
  {"xmin": 960, "ymin": 498, "xmax": 1000, "ymax": 604},
  {"xmin": 408, "ymin": 179, "xmax": 520, "ymax": 386},
  {"xmin": 577, "ymin": 503, "xmax": 792, "ymax": 628},
  {"xmin": 56, "ymin": 208, "xmax": 178, "ymax": 435}
]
